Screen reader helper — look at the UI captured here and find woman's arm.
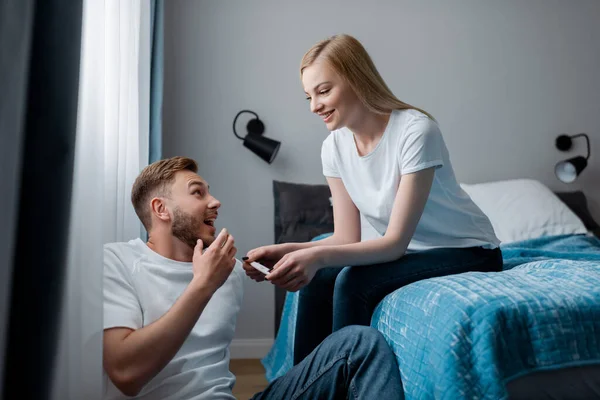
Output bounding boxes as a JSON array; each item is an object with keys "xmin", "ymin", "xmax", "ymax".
[
  {"xmin": 316, "ymin": 167, "xmax": 435, "ymax": 267},
  {"xmin": 243, "ymin": 177, "xmax": 360, "ymax": 282},
  {"xmin": 265, "ymin": 168, "xmax": 435, "ymax": 290}
]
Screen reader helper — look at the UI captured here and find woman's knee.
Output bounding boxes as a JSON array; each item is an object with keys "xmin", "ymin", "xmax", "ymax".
[
  {"xmin": 334, "ymin": 266, "xmax": 363, "ymax": 298},
  {"xmin": 300, "ymin": 267, "xmax": 341, "ymax": 297}
]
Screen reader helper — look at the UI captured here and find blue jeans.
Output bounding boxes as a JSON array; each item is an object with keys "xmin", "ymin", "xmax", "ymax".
[
  {"xmin": 251, "ymin": 326, "xmax": 404, "ymax": 400},
  {"xmin": 294, "ymin": 246, "xmax": 503, "ymax": 365}
]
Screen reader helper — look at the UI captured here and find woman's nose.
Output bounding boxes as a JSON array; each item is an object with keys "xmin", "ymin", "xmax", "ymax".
[{"xmin": 310, "ymin": 99, "xmax": 323, "ymax": 114}]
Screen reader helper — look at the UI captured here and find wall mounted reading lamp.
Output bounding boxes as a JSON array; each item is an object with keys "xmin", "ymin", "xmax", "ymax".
[
  {"xmin": 233, "ymin": 110, "xmax": 281, "ymax": 164},
  {"xmin": 554, "ymin": 133, "xmax": 590, "ymax": 183}
]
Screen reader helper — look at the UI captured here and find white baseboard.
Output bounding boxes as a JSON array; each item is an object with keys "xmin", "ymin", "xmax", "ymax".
[{"xmin": 230, "ymin": 338, "xmax": 274, "ymax": 359}]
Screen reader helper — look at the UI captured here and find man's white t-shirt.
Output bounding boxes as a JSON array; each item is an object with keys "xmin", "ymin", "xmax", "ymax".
[
  {"xmin": 103, "ymin": 238, "xmax": 245, "ymax": 400},
  {"xmin": 321, "ymin": 109, "xmax": 500, "ymax": 251}
]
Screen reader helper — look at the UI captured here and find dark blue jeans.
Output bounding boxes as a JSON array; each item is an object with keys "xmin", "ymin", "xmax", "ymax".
[
  {"xmin": 294, "ymin": 246, "xmax": 503, "ymax": 365},
  {"xmin": 251, "ymin": 326, "xmax": 404, "ymax": 400}
]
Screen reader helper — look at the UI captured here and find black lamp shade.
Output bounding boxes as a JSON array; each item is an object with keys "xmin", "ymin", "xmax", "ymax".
[
  {"xmin": 555, "ymin": 156, "xmax": 587, "ymax": 183},
  {"xmin": 243, "ymin": 133, "xmax": 281, "ymax": 164}
]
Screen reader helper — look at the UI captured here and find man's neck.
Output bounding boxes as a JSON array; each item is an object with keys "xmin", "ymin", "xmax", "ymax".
[{"xmin": 146, "ymin": 229, "xmax": 194, "ymax": 263}]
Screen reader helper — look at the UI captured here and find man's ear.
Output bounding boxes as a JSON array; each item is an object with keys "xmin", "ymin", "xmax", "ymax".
[{"xmin": 150, "ymin": 197, "xmax": 171, "ymax": 222}]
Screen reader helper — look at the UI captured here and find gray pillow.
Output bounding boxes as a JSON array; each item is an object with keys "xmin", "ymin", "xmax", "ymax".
[
  {"xmin": 554, "ymin": 191, "xmax": 600, "ymax": 237},
  {"xmin": 273, "ymin": 180, "xmax": 333, "ymax": 244},
  {"xmin": 554, "ymin": 191, "xmax": 600, "ymax": 231}
]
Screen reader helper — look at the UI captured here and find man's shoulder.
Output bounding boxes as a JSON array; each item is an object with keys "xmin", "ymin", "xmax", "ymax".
[
  {"xmin": 104, "ymin": 239, "xmax": 145, "ymax": 273},
  {"xmin": 104, "ymin": 239, "xmax": 142, "ymax": 256}
]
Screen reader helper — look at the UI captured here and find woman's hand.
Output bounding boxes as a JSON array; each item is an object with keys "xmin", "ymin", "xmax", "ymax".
[
  {"xmin": 242, "ymin": 244, "xmax": 292, "ymax": 282},
  {"xmin": 265, "ymin": 248, "xmax": 323, "ymax": 292}
]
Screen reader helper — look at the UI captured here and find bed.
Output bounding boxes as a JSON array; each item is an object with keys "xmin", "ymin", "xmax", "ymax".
[{"xmin": 263, "ymin": 179, "xmax": 600, "ymax": 399}]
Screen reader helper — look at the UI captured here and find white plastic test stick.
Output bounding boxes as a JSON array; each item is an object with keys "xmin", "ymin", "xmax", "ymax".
[{"xmin": 250, "ymin": 261, "xmax": 270, "ymax": 275}]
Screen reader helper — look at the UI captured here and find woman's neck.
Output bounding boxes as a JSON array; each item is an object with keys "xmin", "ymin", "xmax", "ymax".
[{"xmin": 347, "ymin": 111, "xmax": 391, "ymax": 156}]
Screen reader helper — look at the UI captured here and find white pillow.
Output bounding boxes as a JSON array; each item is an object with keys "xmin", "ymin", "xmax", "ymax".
[{"xmin": 460, "ymin": 179, "xmax": 587, "ymax": 243}]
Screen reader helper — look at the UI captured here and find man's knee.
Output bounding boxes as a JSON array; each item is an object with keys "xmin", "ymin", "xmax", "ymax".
[
  {"xmin": 337, "ymin": 326, "xmax": 397, "ymax": 368},
  {"xmin": 317, "ymin": 326, "xmax": 396, "ymax": 368},
  {"xmin": 335, "ymin": 326, "xmax": 387, "ymax": 350}
]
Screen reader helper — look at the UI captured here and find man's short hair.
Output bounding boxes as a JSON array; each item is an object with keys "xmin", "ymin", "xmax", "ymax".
[{"xmin": 131, "ymin": 156, "xmax": 198, "ymax": 231}]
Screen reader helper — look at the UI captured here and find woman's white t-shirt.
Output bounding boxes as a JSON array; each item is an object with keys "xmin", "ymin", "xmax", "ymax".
[
  {"xmin": 103, "ymin": 238, "xmax": 245, "ymax": 400},
  {"xmin": 321, "ymin": 109, "xmax": 500, "ymax": 251}
]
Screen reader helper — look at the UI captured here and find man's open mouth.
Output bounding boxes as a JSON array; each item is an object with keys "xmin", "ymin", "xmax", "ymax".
[{"xmin": 203, "ymin": 218, "xmax": 215, "ymax": 227}]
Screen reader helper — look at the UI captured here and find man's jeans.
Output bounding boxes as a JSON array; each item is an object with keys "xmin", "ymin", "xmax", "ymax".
[
  {"xmin": 294, "ymin": 246, "xmax": 503, "ymax": 365},
  {"xmin": 251, "ymin": 326, "xmax": 404, "ymax": 400}
]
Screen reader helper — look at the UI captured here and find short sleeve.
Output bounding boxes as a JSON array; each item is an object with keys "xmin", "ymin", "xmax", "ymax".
[
  {"xmin": 321, "ymin": 135, "xmax": 340, "ymax": 178},
  {"xmin": 399, "ymin": 117, "xmax": 444, "ymax": 175},
  {"xmin": 104, "ymin": 245, "xmax": 143, "ymax": 330}
]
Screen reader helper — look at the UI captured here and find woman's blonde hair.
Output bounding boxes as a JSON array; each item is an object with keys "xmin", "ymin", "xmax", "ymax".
[{"xmin": 300, "ymin": 34, "xmax": 434, "ymax": 119}]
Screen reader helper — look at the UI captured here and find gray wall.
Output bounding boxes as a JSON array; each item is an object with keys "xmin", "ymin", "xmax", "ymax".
[{"xmin": 164, "ymin": 0, "xmax": 600, "ymax": 341}]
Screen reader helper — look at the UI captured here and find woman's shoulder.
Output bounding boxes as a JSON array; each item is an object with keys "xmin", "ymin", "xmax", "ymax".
[
  {"xmin": 391, "ymin": 109, "xmax": 441, "ymax": 139},
  {"xmin": 322, "ymin": 131, "xmax": 336, "ymax": 148},
  {"xmin": 321, "ymin": 131, "xmax": 340, "ymax": 157},
  {"xmin": 394, "ymin": 108, "xmax": 437, "ymax": 127},
  {"xmin": 323, "ymin": 128, "xmax": 353, "ymax": 148}
]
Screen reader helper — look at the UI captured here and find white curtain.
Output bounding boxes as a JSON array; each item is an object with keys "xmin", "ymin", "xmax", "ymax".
[
  {"xmin": 51, "ymin": 1, "xmax": 153, "ymax": 398},
  {"xmin": 104, "ymin": 0, "xmax": 151, "ymax": 244}
]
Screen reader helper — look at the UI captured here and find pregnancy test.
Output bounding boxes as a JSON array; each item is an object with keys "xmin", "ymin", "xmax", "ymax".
[{"xmin": 249, "ymin": 261, "xmax": 271, "ymax": 275}]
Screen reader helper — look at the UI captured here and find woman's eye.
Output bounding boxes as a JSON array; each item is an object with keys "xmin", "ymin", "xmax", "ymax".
[
  {"xmin": 305, "ymin": 96, "xmax": 311, "ymax": 101},
  {"xmin": 319, "ymin": 89, "xmax": 329, "ymax": 95}
]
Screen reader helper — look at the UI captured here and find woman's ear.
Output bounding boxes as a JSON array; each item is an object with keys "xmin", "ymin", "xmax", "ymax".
[{"xmin": 150, "ymin": 197, "xmax": 171, "ymax": 222}]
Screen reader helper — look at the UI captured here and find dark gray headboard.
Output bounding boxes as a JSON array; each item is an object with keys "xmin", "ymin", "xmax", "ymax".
[{"xmin": 272, "ymin": 180, "xmax": 333, "ymax": 335}]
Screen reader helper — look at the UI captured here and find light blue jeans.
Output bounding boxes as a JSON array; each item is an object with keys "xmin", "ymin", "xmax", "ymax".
[{"xmin": 251, "ymin": 326, "xmax": 403, "ymax": 400}]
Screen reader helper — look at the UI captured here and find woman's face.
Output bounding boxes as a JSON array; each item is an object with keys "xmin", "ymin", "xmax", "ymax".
[{"xmin": 302, "ymin": 60, "xmax": 362, "ymax": 131}]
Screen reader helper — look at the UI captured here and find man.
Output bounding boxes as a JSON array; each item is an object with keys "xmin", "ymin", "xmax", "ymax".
[{"xmin": 103, "ymin": 156, "xmax": 403, "ymax": 399}]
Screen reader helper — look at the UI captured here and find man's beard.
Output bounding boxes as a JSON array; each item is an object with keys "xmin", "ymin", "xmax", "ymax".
[{"xmin": 171, "ymin": 207, "xmax": 205, "ymax": 249}]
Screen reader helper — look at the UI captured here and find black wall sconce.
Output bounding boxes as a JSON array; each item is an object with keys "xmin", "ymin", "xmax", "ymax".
[
  {"xmin": 233, "ymin": 110, "xmax": 281, "ymax": 164},
  {"xmin": 554, "ymin": 133, "xmax": 590, "ymax": 183}
]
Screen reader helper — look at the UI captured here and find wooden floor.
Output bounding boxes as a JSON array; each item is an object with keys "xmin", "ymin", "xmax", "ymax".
[{"xmin": 230, "ymin": 359, "xmax": 269, "ymax": 400}]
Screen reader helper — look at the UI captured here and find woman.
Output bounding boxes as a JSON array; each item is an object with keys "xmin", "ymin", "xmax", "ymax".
[{"xmin": 243, "ymin": 34, "xmax": 502, "ymax": 365}]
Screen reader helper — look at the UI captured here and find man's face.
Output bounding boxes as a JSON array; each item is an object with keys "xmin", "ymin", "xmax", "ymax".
[{"xmin": 167, "ymin": 170, "xmax": 221, "ymax": 249}]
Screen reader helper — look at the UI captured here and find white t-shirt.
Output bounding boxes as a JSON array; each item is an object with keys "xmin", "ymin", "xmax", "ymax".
[
  {"xmin": 321, "ymin": 109, "xmax": 500, "ymax": 251},
  {"xmin": 103, "ymin": 238, "xmax": 245, "ymax": 400}
]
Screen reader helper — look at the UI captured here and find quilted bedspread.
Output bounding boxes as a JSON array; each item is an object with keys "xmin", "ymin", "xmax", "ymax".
[{"xmin": 261, "ymin": 234, "xmax": 600, "ymax": 399}]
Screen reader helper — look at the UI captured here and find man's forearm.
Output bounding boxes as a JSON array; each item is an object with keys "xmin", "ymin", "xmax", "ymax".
[{"xmin": 108, "ymin": 278, "xmax": 214, "ymax": 394}]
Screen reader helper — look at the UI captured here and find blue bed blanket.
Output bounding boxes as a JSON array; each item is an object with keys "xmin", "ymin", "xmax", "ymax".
[{"xmin": 261, "ymin": 234, "xmax": 600, "ymax": 399}]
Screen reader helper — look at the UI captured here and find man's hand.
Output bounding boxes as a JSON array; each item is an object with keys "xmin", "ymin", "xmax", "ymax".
[
  {"xmin": 242, "ymin": 244, "xmax": 291, "ymax": 282},
  {"xmin": 193, "ymin": 228, "xmax": 237, "ymax": 292}
]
